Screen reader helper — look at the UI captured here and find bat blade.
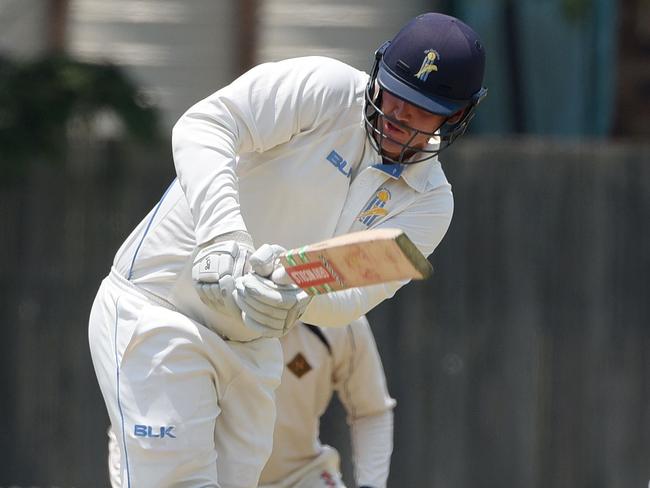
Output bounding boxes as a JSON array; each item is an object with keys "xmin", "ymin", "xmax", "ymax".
[{"xmin": 279, "ymin": 228, "xmax": 432, "ymax": 295}]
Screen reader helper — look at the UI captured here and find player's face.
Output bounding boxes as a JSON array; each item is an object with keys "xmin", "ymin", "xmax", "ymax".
[{"xmin": 378, "ymin": 91, "xmax": 447, "ymax": 160}]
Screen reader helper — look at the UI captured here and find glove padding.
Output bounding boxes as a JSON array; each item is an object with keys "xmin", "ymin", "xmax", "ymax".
[
  {"xmin": 233, "ymin": 243, "xmax": 311, "ymax": 337},
  {"xmin": 192, "ymin": 238, "xmax": 253, "ymax": 317},
  {"xmin": 249, "ymin": 243, "xmax": 295, "ymax": 285},
  {"xmin": 234, "ymin": 273, "xmax": 311, "ymax": 338}
]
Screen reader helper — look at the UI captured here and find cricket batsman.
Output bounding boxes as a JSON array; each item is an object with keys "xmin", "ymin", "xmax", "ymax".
[{"xmin": 88, "ymin": 12, "xmax": 487, "ymax": 488}]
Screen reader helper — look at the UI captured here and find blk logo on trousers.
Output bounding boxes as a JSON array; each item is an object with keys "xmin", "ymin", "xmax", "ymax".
[{"xmin": 134, "ymin": 425, "xmax": 176, "ymax": 438}]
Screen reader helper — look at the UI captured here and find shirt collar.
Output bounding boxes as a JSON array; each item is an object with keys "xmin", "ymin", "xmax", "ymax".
[
  {"xmin": 366, "ymin": 143, "xmax": 439, "ymax": 193},
  {"xmin": 374, "ymin": 161, "xmax": 439, "ymax": 192},
  {"xmin": 400, "ymin": 158, "xmax": 438, "ymax": 193}
]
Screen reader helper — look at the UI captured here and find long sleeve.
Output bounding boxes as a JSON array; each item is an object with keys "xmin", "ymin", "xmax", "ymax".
[
  {"xmin": 301, "ymin": 280, "xmax": 405, "ymax": 328},
  {"xmin": 350, "ymin": 410, "xmax": 394, "ymax": 488},
  {"xmin": 301, "ymin": 180, "xmax": 452, "ymax": 327},
  {"xmin": 332, "ymin": 317, "xmax": 396, "ymax": 487},
  {"xmin": 171, "ymin": 57, "xmax": 364, "ymax": 246}
]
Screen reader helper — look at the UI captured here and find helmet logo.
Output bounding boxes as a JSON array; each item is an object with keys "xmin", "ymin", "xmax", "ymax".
[{"xmin": 415, "ymin": 49, "xmax": 440, "ymax": 81}]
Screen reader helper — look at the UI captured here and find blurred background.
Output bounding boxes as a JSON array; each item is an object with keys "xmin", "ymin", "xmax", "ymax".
[{"xmin": 0, "ymin": 0, "xmax": 648, "ymax": 487}]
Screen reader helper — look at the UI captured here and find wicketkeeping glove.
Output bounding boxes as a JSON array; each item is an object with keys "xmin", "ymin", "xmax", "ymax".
[
  {"xmin": 191, "ymin": 231, "xmax": 254, "ymax": 317},
  {"xmin": 233, "ymin": 243, "xmax": 311, "ymax": 337}
]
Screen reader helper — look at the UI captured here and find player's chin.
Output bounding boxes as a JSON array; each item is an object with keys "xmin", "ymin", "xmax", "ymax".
[
  {"xmin": 380, "ymin": 136, "xmax": 413, "ymax": 158},
  {"xmin": 382, "ymin": 141, "xmax": 428, "ymax": 163},
  {"xmin": 379, "ymin": 141, "xmax": 401, "ymax": 159}
]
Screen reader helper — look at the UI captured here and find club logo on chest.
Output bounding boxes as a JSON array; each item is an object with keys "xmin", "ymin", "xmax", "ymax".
[
  {"xmin": 357, "ymin": 188, "xmax": 391, "ymax": 227},
  {"xmin": 287, "ymin": 352, "xmax": 312, "ymax": 378}
]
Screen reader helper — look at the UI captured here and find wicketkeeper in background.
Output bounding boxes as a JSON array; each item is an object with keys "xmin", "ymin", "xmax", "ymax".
[{"xmin": 259, "ymin": 316, "xmax": 394, "ymax": 488}]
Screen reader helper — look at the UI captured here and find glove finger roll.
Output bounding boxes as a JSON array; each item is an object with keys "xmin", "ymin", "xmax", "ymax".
[
  {"xmin": 249, "ymin": 244, "xmax": 287, "ymax": 277},
  {"xmin": 237, "ymin": 302, "xmax": 286, "ymax": 331},
  {"xmin": 233, "ymin": 291, "xmax": 292, "ymax": 320},
  {"xmin": 193, "ymin": 283, "xmax": 213, "ymax": 306},
  {"xmin": 236, "ymin": 275, "xmax": 298, "ymax": 309},
  {"xmin": 249, "ymin": 244, "xmax": 277, "ymax": 277},
  {"xmin": 233, "ymin": 292, "xmax": 288, "ymax": 329},
  {"xmin": 270, "ymin": 266, "xmax": 295, "ymax": 286},
  {"xmin": 218, "ymin": 276, "xmax": 242, "ymax": 317}
]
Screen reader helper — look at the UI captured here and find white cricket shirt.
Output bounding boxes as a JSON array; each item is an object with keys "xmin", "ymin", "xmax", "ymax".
[
  {"xmin": 112, "ymin": 56, "xmax": 453, "ymax": 340},
  {"xmin": 260, "ymin": 317, "xmax": 395, "ymax": 487}
]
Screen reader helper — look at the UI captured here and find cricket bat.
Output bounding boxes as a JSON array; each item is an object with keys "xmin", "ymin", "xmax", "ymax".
[{"xmin": 279, "ymin": 228, "xmax": 432, "ymax": 295}]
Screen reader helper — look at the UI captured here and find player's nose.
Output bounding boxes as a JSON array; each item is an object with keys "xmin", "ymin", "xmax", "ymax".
[{"xmin": 391, "ymin": 98, "xmax": 410, "ymax": 122}]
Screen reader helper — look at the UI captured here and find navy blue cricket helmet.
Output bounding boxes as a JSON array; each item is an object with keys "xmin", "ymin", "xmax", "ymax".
[{"xmin": 364, "ymin": 12, "xmax": 488, "ymax": 163}]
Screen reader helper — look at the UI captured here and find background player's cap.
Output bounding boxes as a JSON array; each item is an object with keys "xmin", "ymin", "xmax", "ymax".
[{"xmin": 377, "ymin": 12, "xmax": 486, "ymax": 116}]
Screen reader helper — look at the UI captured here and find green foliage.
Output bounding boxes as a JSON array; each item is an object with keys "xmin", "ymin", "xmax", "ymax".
[{"xmin": 0, "ymin": 54, "xmax": 161, "ymax": 180}]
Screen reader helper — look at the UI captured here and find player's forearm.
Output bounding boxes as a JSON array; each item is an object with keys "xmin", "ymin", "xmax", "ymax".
[
  {"xmin": 172, "ymin": 99, "xmax": 249, "ymax": 245},
  {"xmin": 299, "ymin": 280, "xmax": 404, "ymax": 327},
  {"xmin": 351, "ymin": 410, "xmax": 394, "ymax": 488}
]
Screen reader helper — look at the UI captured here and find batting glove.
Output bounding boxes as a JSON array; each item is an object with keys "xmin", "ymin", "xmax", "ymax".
[
  {"xmin": 233, "ymin": 273, "xmax": 311, "ymax": 338},
  {"xmin": 232, "ymin": 243, "xmax": 310, "ymax": 337},
  {"xmin": 191, "ymin": 231, "xmax": 254, "ymax": 317},
  {"xmin": 248, "ymin": 243, "xmax": 294, "ymax": 284}
]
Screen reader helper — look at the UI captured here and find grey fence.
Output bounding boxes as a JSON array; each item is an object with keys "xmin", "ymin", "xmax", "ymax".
[{"xmin": 1, "ymin": 138, "xmax": 648, "ymax": 487}]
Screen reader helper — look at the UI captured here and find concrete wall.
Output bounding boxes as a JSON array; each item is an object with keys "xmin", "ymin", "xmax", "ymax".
[
  {"xmin": 67, "ymin": 0, "xmax": 236, "ymax": 133},
  {"xmin": 0, "ymin": 0, "xmax": 48, "ymax": 57},
  {"xmin": 64, "ymin": 0, "xmax": 440, "ymax": 131}
]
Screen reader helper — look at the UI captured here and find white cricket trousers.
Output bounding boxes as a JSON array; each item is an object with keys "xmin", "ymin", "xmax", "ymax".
[
  {"xmin": 259, "ymin": 446, "xmax": 346, "ymax": 488},
  {"xmin": 89, "ymin": 268, "xmax": 283, "ymax": 488}
]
